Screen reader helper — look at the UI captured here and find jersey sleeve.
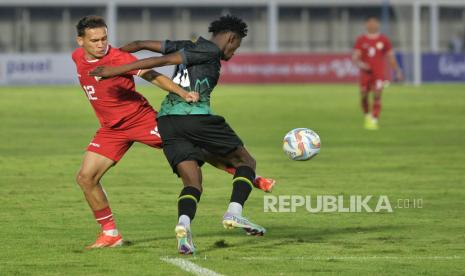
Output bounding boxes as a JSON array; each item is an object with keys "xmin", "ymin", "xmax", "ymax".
[
  {"xmin": 161, "ymin": 40, "xmax": 194, "ymax": 54},
  {"xmin": 180, "ymin": 45, "xmax": 220, "ymax": 66},
  {"xmin": 71, "ymin": 49, "xmax": 80, "ymax": 64},
  {"xmin": 353, "ymin": 36, "xmax": 363, "ymax": 51}
]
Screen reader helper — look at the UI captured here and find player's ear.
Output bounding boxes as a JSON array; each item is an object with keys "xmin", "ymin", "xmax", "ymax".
[
  {"xmin": 76, "ymin": 36, "xmax": 84, "ymax": 47},
  {"xmin": 227, "ymin": 32, "xmax": 236, "ymax": 44}
]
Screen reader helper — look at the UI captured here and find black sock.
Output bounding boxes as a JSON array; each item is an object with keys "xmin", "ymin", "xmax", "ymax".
[
  {"xmin": 230, "ymin": 166, "xmax": 255, "ymax": 206},
  {"xmin": 178, "ymin": 186, "xmax": 202, "ymax": 221}
]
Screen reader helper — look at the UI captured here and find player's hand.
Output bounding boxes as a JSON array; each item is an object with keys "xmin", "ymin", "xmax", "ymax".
[
  {"xmin": 359, "ymin": 62, "xmax": 371, "ymax": 72},
  {"xmin": 184, "ymin": 91, "xmax": 200, "ymax": 103},
  {"xmin": 89, "ymin": 66, "xmax": 118, "ymax": 78},
  {"xmin": 395, "ymin": 70, "xmax": 404, "ymax": 82}
]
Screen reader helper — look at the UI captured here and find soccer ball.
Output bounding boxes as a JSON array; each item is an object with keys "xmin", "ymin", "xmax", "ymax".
[{"xmin": 283, "ymin": 128, "xmax": 321, "ymax": 161}]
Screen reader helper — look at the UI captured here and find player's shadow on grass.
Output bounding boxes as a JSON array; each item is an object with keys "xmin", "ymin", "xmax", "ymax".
[
  {"xmin": 198, "ymin": 224, "xmax": 407, "ymax": 253},
  {"xmin": 94, "ymin": 224, "xmax": 405, "ymax": 252},
  {"xmin": 121, "ymin": 235, "xmax": 174, "ymax": 247}
]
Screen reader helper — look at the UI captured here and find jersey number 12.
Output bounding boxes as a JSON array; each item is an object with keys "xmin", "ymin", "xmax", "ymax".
[{"xmin": 83, "ymin": 85, "xmax": 98, "ymax": 100}]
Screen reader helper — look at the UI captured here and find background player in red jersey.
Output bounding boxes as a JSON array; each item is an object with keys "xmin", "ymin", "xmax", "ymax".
[
  {"xmin": 353, "ymin": 16, "xmax": 403, "ymax": 130},
  {"xmin": 73, "ymin": 16, "xmax": 275, "ymax": 249}
]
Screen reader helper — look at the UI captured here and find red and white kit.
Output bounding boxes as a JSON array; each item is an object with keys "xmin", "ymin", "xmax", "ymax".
[
  {"xmin": 353, "ymin": 34, "xmax": 392, "ymax": 92},
  {"xmin": 72, "ymin": 46, "xmax": 162, "ymax": 161}
]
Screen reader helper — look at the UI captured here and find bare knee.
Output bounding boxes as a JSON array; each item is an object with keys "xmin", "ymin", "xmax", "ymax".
[
  {"xmin": 232, "ymin": 154, "xmax": 256, "ymax": 170},
  {"xmin": 177, "ymin": 161, "xmax": 203, "ymax": 192},
  {"xmin": 75, "ymin": 171, "xmax": 99, "ymax": 191}
]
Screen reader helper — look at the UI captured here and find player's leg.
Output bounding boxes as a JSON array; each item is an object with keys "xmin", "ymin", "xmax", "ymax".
[
  {"xmin": 76, "ymin": 151, "xmax": 124, "ymax": 248},
  {"xmin": 157, "ymin": 115, "xmax": 206, "ymax": 254},
  {"xmin": 76, "ymin": 128, "xmax": 131, "ymax": 248},
  {"xmin": 134, "ymin": 110, "xmax": 275, "ymax": 193},
  {"xmin": 221, "ymin": 146, "xmax": 266, "ymax": 235},
  {"xmin": 183, "ymin": 115, "xmax": 266, "ymax": 235},
  {"xmin": 370, "ymin": 79, "xmax": 384, "ymax": 130},
  {"xmin": 360, "ymin": 73, "xmax": 372, "ymax": 129},
  {"xmin": 202, "ymin": 149, "xmax": 275, "ymax": 192},
  {"xmin": 76, "ymin": 151, "xmax": 114, "ymax": 210},
  {"xmin": 174, "ymin": 160, "xmax": 203, "ymax": 254}
]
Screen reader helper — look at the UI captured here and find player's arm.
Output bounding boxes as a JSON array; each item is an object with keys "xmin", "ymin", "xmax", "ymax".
[
  {"xmin": 387, "ymin": 49, "xmax": 404, "ymax": 81},
  {"xmin": 89, "ymin": 52, "xmax": 183, "ymax": 78},
  {"xmin": 352, "ymin": 49, "xmax": 370, "ymax": 71},
  {"xmin": 120, "ymin": 40, "xmax": 163, "ymax": 53},
  {"xmin": 138, "ymin": 69, "xmax": 199, "ymax": 103}
]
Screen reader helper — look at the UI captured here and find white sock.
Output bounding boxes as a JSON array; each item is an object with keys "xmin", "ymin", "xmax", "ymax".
[
  {"xmin": 227, "ymin": 202, "xmax": 243, "ymax": 216},
  {"xmin": 103, "ymin": 229, "xmax": 119, "ymax": 237},
  {"xmin": 178, "ymin": 215, "xmax": 191, "ymax": 227}
]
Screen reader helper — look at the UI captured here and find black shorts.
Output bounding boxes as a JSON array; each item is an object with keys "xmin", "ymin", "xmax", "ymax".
[{"xmin": 157, "ymin": 115, "xmax": 244, "ymax": 173}]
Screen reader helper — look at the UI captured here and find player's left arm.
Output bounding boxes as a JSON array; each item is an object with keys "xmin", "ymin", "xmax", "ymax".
[
  {"xmin": 385, "ymin": 37, "xmax": 403, "ymax": 81},
  {"xmin": 138, "ymin": 69, "xmax": 199, "ymax": 103},
  {"xmin": 386, "ymin": 50, "xmax": 403, "ymax": 81}
]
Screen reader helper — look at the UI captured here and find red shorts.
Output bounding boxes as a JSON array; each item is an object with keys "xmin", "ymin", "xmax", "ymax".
[
  {"xmin": 87, "ymin": 110, "xmax": 162, "ymax": 162},
  {"xmin": 359, "ymin": 72, "xmax": 385, "ymax": 92}
]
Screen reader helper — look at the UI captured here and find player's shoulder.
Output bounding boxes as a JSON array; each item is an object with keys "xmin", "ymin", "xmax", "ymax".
[
  {"xmin": 107, "ymin": 46, "xmax": 128, "ymax": 58},
  {"xmin": 354, "ymin": 34, "xmax": 368, "ymax": 44},
  {"xmin": 379, "ymin": 33, "xmax": 392, "ymax": 42},
  {"xmin": 71, "ymin": 47, "xmax": 84, "ymax": 62},
  {"xmin": 356, "ymin": 34, "xmax": 367, "ymax": 40},
  {"xmin": 107, "ymin": 46, "xmax": 137, "ymax": 62},
  {"xmin": 195, "ymin": 37, "xmax": 221, "ymax": 54}
]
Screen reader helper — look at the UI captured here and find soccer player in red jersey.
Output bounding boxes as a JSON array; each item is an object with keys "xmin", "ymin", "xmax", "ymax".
[
  {"xmin": 353, "ymin": 16, "xmax": 403, "ymax": 130},
  {"xmin": 72, "ymin": 15, "xmax": 201, "ymax": 249},
  {"xmin": 72, "ymin": 16, "xmax": 274, "ymax": 249}
]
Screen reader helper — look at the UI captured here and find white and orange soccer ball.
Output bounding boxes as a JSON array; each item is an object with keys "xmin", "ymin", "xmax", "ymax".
[{"xmin": 283, "ymin": 128, "xmax": 321, "ymax": 161}]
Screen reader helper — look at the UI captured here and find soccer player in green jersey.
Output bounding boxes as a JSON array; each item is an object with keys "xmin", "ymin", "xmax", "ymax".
[{"xmin": 91, "ymin": 15, "xmax": 265, "ymax": 254}]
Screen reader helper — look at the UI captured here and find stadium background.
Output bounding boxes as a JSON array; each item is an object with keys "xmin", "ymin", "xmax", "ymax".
[
  {"xmin": 1, "ymin": 0, "xmax": 465, "ymax": 275},
  {"xmin": 1, "ymin": 0, "xmax": 465, "ymax": 85}
]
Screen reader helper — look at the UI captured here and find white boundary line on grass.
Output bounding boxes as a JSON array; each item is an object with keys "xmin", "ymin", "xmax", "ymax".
[{"xmin": 160, "ymin": 257, "xmax": 224, "ymax": 276}]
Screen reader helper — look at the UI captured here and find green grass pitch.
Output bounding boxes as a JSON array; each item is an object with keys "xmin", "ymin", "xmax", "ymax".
[{"xmin": 1, "ymin": 84, "xmax": 464, "ymax": 275}]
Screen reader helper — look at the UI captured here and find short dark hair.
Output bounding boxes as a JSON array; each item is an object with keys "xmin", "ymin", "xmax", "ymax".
[
  {"xmin": 76, "ymin": 15, "xmax": 107, "ymax": 37},
  {"xmin": 208, "ymin": 15, "xmax": 248, "ymax": 38}
]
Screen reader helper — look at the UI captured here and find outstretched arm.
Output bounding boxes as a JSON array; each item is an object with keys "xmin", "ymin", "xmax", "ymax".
[
  {"xmin": 120, "ymin": 40, "xmax": 164, "ymax": 53},
  {"xmin": 139, "ymin": 69, "xmax": 199, "ymax": 103},
  {"xmin": 89, "ymin": 52, "xmax": 183, "ymax": 78}
]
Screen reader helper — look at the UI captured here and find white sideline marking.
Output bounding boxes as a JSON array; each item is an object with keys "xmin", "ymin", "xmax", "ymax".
[{"xmin": 160, "ymin": 257, "xmax": 223, "ymax": 276}]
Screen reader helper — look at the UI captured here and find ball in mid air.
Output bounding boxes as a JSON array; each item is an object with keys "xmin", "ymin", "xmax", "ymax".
[{"xmin": 283, "ymin": 128, "xmax": 321, "ymax": 161}]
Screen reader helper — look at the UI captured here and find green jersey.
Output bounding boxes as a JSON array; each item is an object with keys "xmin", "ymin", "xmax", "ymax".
[{"xmin": 157, "ymin": 37, "xmax": 222, "ymax": 117}]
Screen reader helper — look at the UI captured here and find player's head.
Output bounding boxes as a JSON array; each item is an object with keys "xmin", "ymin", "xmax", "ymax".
[
  {"xmin": 365, "ymin": 15, "xmax": 380, "ymax": 34},
  {"xmin": 209, "ymin": 15, "xmax": 248, "ymax": 61},
  {"xmin": 76, "ymin": 15, "xmax": 108, "ymax": 59}
]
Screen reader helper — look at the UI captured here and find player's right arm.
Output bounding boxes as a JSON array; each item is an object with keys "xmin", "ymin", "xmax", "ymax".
[
  {"xmin": 89, "ymin": 52, "xmax": 183, "ymax": 78},
  {"xmin": 120, "ymin": 40, "xmax": 163, "ymax": 53},
  {"xmin": 139, "ymin": 69, "xmax": 199, "ymax": 102},
  {"xmin": 120, "ymin": 39, "xmax": 193, "ymax": 54},
  {"xmin": 352, "ymin": 37, "xmax": 371, "ymax": 72},
  {"xmin": 352, "ymin": 49, "xmax": 371, "ymax": 72},
  {"xmin": 90, "ymin": 40, "xmax": 213, "ymax": 78}
]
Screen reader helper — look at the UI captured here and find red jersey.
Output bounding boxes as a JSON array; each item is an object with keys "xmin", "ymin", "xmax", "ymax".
[
  {"xmin": 354, "ymin": 34, "xmax": 392, "ymax": 76},
  {"xmin": 72, "ymin": 46, "xmax": 152, "ymax": 128}
]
